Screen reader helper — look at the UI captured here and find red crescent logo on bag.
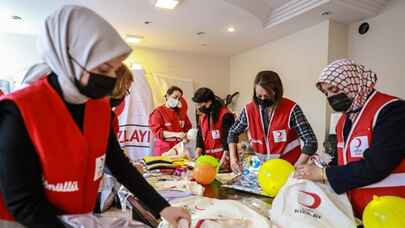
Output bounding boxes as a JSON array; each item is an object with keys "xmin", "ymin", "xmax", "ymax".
[{"xmin": 299, "ymin": 191, "xmax": 321, "ymax": 209}]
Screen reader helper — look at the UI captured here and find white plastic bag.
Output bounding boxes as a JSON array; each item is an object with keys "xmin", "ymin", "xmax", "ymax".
[
  {"xmin": 269, "ymin": 177, "xmax": 356, "ymax": 228},
  {"xmin": 159, "ymin": 196, "xmax": 272, "ymax": 228},
  {"xmin": 162, "ymin": 129, "xmax": 198, "ymax": 158},
  {"xmin": 60, "ymin": 213, "xmax": 149, "ymax": 228}
]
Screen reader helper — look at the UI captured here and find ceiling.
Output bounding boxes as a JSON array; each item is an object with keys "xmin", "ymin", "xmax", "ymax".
[{"xmin": 0, "ymin": 0, "xmax": 390, "ymax": 56}]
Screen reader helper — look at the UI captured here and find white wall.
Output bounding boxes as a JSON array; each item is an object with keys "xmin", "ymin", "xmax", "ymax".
[
  {"xmin": 126, "ymin": 48, "xmax": 230, "ymax": 99},
  {"xmin": 326, "ymin": 21, "xmax": 349, "ymax": 135},
  {"xmin": 348, "ymin": 0, "xmax": 405, "ymax": 99},
  {"xmin": 230, "ymin": 21, "xmax": 330, "ymax": 146},
  {"xmin": 0, "ymin": 33, "xmax": 41, "ymax": 83},
  {"xmin": 0, "ymin": 33, "xmax": 230, "ymax": 101}
]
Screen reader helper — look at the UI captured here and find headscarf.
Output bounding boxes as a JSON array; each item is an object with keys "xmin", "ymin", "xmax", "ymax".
[
  {"xmin": 23, "ymin": 5, "xmax": 132, "ymax": 104},
  {"xmin": 316, "ymin": 59, "xmax": 377, "ymax": 118}
]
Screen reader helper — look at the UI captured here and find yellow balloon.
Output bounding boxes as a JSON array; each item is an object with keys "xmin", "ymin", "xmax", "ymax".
[
  {"xmin": 257, "ymin": 159, "xmax": 295, "ymax": 197},
  {"xmin": 363, "ymin": 195, "xmax": 405, "ymax": 228}
]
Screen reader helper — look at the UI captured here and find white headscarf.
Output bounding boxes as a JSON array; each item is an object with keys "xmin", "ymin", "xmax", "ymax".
[{"xmin": 23, "ymin": 5, "xmax": 132, "ymax": 104}]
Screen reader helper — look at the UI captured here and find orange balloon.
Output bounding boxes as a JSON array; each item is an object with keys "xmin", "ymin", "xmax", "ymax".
[{"xmin": 192, "ymin": 164, "xmax": 217, "ymax": 185}]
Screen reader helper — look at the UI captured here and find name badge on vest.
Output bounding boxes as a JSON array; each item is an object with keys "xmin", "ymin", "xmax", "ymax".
[
  {"xmin": 94, "ymin": 154, "xmax": 106, "ymax": 181},
  {"xmin": 273, "ymin": 130, "xmax": 287, "ymax": 143},
  {"xmin": 179, "ymin": 120, "xmax": 185, "ymax": 128},
  {"xmin": 211, "ymin": 130, "xmax": 221, "ymax": 140},
  {"xmin": 350, "ymin": 136, "xmax": 369, "ymax": 158}
]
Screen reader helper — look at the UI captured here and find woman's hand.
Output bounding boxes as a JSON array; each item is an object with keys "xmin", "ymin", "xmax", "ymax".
[
  {"xmin": 230, "ymin": 156, "xmax": 242, "ymax": 174},
  {"xmin": 229, "ymin": 143, "xmax": 242, "ymax": 174},
  {"xmin": 194, "ymin": 148, "xmax": 203, "ymax": 160},
  {"xmin": 294, "ymin": 163, "xmax": 323, "ymax": 182},
  {"xmin": 160, "ymin": 206, "xmax": 191, "ymax": 227},
  {"xmin": 219, "ymin": 152, "xmax": 230, "ymax": 171}
]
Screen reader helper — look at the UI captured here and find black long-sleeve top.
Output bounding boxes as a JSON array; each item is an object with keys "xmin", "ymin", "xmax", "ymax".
[
  {"xmin": 326, "ymin": 98, "xmax": 405, "ymax": 194},
  {"xmin": 0, "ymin": 74, "xmax": 169, "ymax": 228},
  {"xmin": 196, "ymin": 100, "xmax": 235, "ymax": 152}
]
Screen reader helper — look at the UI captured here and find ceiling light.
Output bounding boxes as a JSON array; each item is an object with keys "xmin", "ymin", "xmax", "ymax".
[
  {"xmin": 125, "ymin": 35, "xmax": 144, "ymax": 44},
  {"xmin": 154, "ymin": 0, "xmax": 182, "ymax": 10},
  {"xmin": 227, "ymin": 26, "xmax": 236, "ymax": 32}
]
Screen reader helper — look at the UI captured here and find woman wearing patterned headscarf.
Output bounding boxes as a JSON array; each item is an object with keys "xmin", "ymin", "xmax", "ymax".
[
  {"xmin": 0, "ymin": 5, "xmax": 189, "ymax": 227},
  {"xmin": 295, "ymin": 59, "xmax": 405, "ymax": 217}
]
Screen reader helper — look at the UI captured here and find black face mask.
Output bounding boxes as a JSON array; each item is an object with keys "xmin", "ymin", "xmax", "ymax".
[
  {"xmin": 76, "ymin": 73, "xmax": 117, "ymax": 99},
  {"xmin": 328, "ymin": 93, "xmax": 353, "ymax": 112},
  {"xmin": 110, "ymin": 97, "xmax": 125, "ymax": 108},
  {"xmin": 256, "ymin": 98, "xmax": 274, "ymax": 108},
  {"xmin": 199, "ymin": 105, "xmax": 211, "ymax": 114}
]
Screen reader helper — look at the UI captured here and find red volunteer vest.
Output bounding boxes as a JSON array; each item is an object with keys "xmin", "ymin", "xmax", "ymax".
[
  {"xmin": 245, "ymin": 98, "xmax": 301, "ymax": 164},
  {"xmin": 0, "ymin": 78, "xmax": 111, "ymax": 220},
  {"xmin": 200, "ymin": 107, "xmax": 231, "ymax": 159},
  {"xmin": 336, "ymin": 91, "xmax": 405, "ymax": 217},
  {"xmin": 151, "ymin": 105, "xmax": 189, "ymax": 155}
]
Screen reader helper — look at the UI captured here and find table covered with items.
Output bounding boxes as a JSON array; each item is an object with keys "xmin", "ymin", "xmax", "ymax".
[{"xmin": 95, "ymin": 152, "xmax": 375, "ymax": 228}]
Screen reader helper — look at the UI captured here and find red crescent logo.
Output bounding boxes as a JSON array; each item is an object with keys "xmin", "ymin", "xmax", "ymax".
[
  {"xmin": 194, "ymin": 201, "xmax": 215, "ymax": 211},
  {"xmin": 299, "ymin": 191, "xmax": 321, "ymax": 209},
  {"xmin": 194, "ymin": 205, "xmax": 206, "ymax": 211},
  {"xmin": 353, "ymin": 138, "xmax": 362, "ymax": 148}
]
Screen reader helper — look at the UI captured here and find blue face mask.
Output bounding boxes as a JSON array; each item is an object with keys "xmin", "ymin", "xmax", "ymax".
[{"xmin": 167, "ymin": 97, "xmax": 179, "ymax": 108}]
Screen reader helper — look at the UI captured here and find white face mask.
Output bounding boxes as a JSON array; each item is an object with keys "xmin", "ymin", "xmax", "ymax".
[{"xmin": 167, "ymin": 97, "xmax": 179, "ymax": 108}]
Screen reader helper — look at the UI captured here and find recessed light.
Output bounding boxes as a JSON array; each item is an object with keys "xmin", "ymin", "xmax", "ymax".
[
  {"xmin": 11, "ymin": 15, "xmax": 22, "ymax": 20},
  {"xmin": 144, "ymin": 21, "xmax": 152, "ymax": 24},
  {"xmin": 154, "ymin": 0, "xmax": 182, "ymax": 10},
  {"xmin": 196, "ymin": 32, "xmax": 206, "ymax": 36},
  {"xmin": 227, "ymin": 26, "xmax": 236, "ymax": 32},
  {"xmin": 201, "ymin": 44, "xmax": 207, "ymax": 46},
  {"xmin": 125, "ymin": 35, "xmax": 144, "ymax": 44}
]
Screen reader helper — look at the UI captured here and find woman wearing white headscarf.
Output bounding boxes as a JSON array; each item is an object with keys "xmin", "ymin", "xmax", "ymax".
[
  {"xmin": 295, "ymin": 59, "xmax": 405, "ymax": 218},
  {"xmin": 0, "ymin": 5, "xmax": 190, "ymax": 227}
]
